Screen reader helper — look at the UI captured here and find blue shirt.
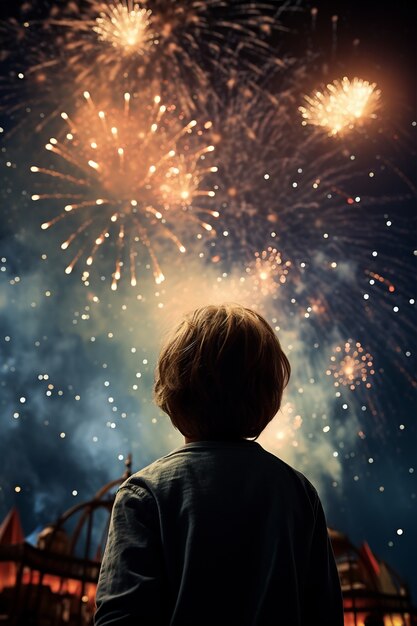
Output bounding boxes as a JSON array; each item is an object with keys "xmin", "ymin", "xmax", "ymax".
[{"xmin": 95, "ymin": 440, "xmax": 343, "ymax": 625}]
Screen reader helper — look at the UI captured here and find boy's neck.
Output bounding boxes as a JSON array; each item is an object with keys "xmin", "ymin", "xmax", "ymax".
[
  {"xmin": 184, "ymin": 437, "xmax": 199, "ymax": 444},
  {"xmin": 184, "ymin": 437, "xmax": 249, "ymax": 444}
]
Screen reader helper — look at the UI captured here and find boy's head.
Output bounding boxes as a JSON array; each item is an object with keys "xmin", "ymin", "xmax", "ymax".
[{"xmin": 154, "ymin": 303, "xmax": 291, "ymax": 441}]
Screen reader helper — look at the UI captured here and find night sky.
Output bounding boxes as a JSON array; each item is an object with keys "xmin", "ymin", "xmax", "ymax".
[{"xmin": 1, "ymin": 0, "xmax": 416, "ymax": 603}]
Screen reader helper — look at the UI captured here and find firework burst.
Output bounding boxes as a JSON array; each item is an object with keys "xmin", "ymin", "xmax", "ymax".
[
  {"xmin": 47, "ymin": 0, "xmax": 285, "ymax": 112},
  {"xmin": 30, "ymin": 91, "xmax": 218, "ymax": 289},
  {"xmin": 327, "ymin": 340, "xmax": 375, "ymax": 391},
  {"xmin": 93, "ymin": 2, "xmax": 156, "ymax": 54},
  {"xmin": 299, "ymin": 76, "xmax": 381, "ymax": 136},
  {"xmin": 245, "ymin": 247, "xmax": 291, "ymax": 297}
]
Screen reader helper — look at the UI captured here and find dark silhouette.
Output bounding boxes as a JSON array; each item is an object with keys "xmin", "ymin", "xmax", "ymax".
[{"xmin": 364, "ymin": 614, "xmax": 385, "ymax": 626}]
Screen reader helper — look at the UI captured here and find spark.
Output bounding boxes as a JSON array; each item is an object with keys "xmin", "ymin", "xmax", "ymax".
[
  {"xmin": 31, "ymin": 91, "xmax": 218, "ymax": 288},
  {"xmin": 327, "ymin": 340, "xmax": 375, "ymax": 390},
  {"xmin": 299, "ymin": 77, "xmax": 381, "ymax": 136}
]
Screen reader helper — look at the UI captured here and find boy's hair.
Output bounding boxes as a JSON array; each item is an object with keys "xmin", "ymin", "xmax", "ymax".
[{"xmin": 154, "ymin": 303, "xmax": 291, "ymax": 440}]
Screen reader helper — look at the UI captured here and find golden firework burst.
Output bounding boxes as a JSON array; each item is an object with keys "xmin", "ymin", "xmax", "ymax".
[
  {"xmin": 31, "ymin": 91, "xmax": 218, "ymax": 289},
  {"xmin": 299, "ymin": 77, "xmax": 381, "ymax": 136},
  {"xmin": 93, "ymin": 1, "xmax": 157, "ymax": 55},
  {"xmin": 327, "ymin": 340, "xmax": 375, "ymax": 390}
]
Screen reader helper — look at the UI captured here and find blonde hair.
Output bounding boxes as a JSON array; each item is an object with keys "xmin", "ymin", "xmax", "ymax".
[{"xmin": 154, "ymin": 303, "xmax": 291, "ymax": 440}]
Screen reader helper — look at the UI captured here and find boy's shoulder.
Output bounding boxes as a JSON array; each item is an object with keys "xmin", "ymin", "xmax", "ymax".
[
  {"xmin": 120, "ymin": 441, "xmax": 318, "ymax": 503},
  {"xmin": 259, "ymin": 444, "xmax": 319, "ymax": 499},
  {"xmin": 118, "ymin": 445, "xmax": 191, "ymax": 491}
]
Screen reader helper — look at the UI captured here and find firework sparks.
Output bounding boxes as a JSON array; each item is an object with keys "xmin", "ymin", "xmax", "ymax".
[
  {"xmin": 203, "ymin": 76, "xmax": 298, "ymax": 265},
  {"xmin": 47, "ymin": 0, "xmax": 284, "ymax": 112},
  {"xmin": 327, "ymin": 340, "xmax": 375, "ymax": 390},
  {"xmin": 245, "ymin": 247, "xmax": 291, "ymax": 297},
  {"xmin": 0, "ymin": 18, "xmax": 74, "ymax": 136},
  {"xmin": 31, "ymin": 91, "xmax": 218, "ymax": 289},
  {"xmin": 299, "ymin": 77, "xmax": 381, "ymax": 136},
  {"xmin": 206, "ymin": 69, "xmax": 373, "ymax": 269},
  {"xmin": 93, "ymin": 2, "xmax": 156, "ymax": 54}
]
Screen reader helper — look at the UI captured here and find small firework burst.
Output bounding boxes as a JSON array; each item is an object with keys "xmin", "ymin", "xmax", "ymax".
[
  {"xmin": 299, "ymin": 77, "xmax": 381, "ymax": 136},
  {"xmin": 93, "ymin": 2, "xmax": 156, "ymax": 55},
  {"xmin": 31, "ymin": 90, "xmax": 218, "ymax": 289},
  {"xmin": 327, "ymin": 340, "xmax": 375, "ymax": 390},
  {"xmin": 246, "ymin": 247, "xmax": 291, "ymax": 297}
]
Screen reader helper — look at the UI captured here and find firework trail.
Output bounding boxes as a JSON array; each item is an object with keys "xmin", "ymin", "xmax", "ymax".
[
  {"xmin": 46, "ymin": 0, "xmax": 290, "ymax": 112},
  {"xmin": 0, "ymin": 17, "xmax": 74, "ymax": 136},
  {"xmin": 31, "ymin": 90, "xmax": 218, "ymax": 289},
  {"xmin": 205, "ymin": 69, "xmax": 375, "ymax": 270}
]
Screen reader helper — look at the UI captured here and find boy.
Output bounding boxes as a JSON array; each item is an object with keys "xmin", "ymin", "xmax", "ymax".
[{"xmin": 95, "ymin": 304, "xmax": 343, "ymax": 625}]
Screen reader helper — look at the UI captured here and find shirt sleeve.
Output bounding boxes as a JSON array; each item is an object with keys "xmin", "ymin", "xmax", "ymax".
[
  {"xmin": 303, "ymin": 493, "xmax": 344, "ymax": 626},
  {"xmin": 94, "ymin": 484, "xmax": 168, "ymax": 626}
]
